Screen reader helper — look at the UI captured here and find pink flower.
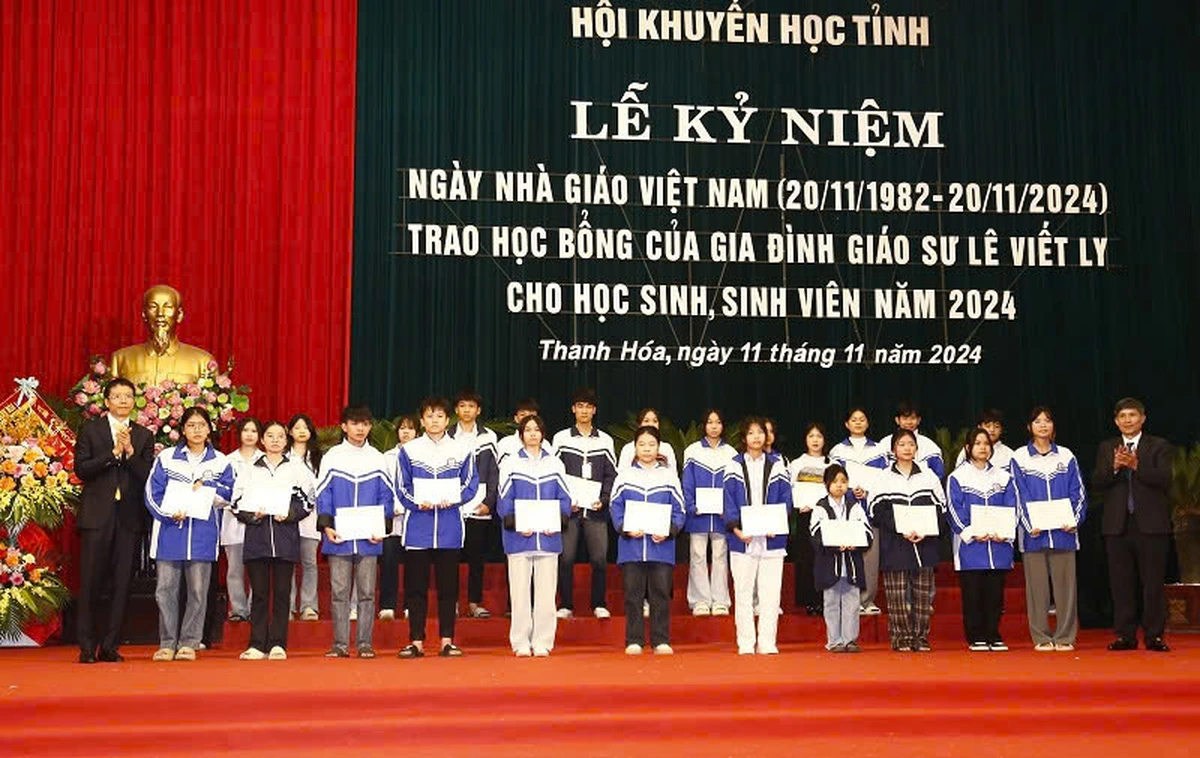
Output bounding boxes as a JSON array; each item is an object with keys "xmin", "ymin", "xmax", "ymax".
[
  {"xmin": 74, "ymin": 393, "xmax": 88, "ymax": 405},
  {"xmin": 144, "ymin": 386, "xmax": 161, "ymax": 401},
  {"xmin": 202, "ymin": 391, "xmax": 215, "ymax": 403},
  {"xmin": 0, "ymin": 436, "xmax": 12, "ymax": 446},
  {"xmin": 168, "ymin": 430, "xmax": 180, "ymax": 442},
  {"xmin": 170, "ymin": 405, "xmax": 184, "ymax": 420},
  {"xmin": 82, "ymin": 380, "xmax": 101, "ymax": 394},
  {"xmin": 162, "ymin": 380, "xmax": 176, "ymax": 391},
  {"xmin": 87, "ymin": 403, "xmax": 102, "ymax": 416},
  {"xmin": 215, "ymin": 375, "xmax": 232, "ymax": 389},
  {"xmin": 154, "ymin": 443, "xmax": 165, "ymax": 454},
  {"xmin": 219, "ymin": 408, "xmax": 235, "ymax": 423},
  {"xmin": 168, "ymin": 394, "xmax": 182, "ymax": 407},
  {"xmin": 11, "ymin": 574, "xmax": 24, "ymax": 587},
  {"xmin": 206, "ymin": 360, "xmax": 219, "ymax": 372},
  {"xmin": 49, "ymin": 462, "xmax": 63, "ymax": 475},
  {"xmin": 186, "ymin": 384, "xmax": 202, "ymax": 398},
  {"xmin": 136, "ymin": 412, "xmax": 150, "ymax": 426},
  {"xmin": 92, "ymin": 361, "xmax": 108, "ymax": 375}
]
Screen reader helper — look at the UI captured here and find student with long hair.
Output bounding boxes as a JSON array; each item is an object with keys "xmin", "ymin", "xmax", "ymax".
[
  {"xmin": 222, "ymin": 417, "xmax": 261, "ymax": 622},
  {"xmin": 287, "ymin": 413, "xmax": 324, "ymax": 621},
  {"xmin": 1010, "ymin": 406, "xmax": 1087, "ymax": 651},
  {"xmin": 829, "ymin": 407, "xmax": 889, "ymax": 615},
  {"xmin": 379, "ymin": 415, "xmax": 418, "ymax": 620},
  {"xmin": 681, "ymin": 409, "xmax": 736, "ymax": 616},
  {"xmin": 788, "ymin": 422, "xmax": 833, "ymax": 616},
  {"xmin": 809, "ymin": 464, "xmax": 873, "ymax": 652},
  {"xmin": 617, "ymin": 408, "xmax": 678, "ymax": 471}
]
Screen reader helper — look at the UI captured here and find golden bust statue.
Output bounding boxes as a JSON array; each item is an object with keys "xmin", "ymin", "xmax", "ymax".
[{"xmin": 110, "ymin": 285, "xmax": 216, "ymax": 386}]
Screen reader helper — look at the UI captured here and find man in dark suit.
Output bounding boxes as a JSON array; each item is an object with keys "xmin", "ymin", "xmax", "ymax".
[
  {"xmin": 1092, "ymin": 397, "xmax": 1173, "ymax": 652},
  {"xmin": 73, "ymin": 378, "xmax": 154, "ymax": 663}
]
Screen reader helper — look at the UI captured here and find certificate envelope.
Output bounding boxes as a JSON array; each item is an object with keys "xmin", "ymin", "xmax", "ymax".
[
  {"xmin": 414, "ymin": 478, "xmax": 461, "ymax": 506},
  {"xmin": 1027, "ymin": 499, "xmax": 1075, "ymax": 531},
  {"xmin": 564, "ymin": 475, "xmax": 602, "ymax": 509},
  {"xmin": 515, "ymin": 499, "xmax": 561, "ymax": 533},
  {"xmin": 165, "ymin": 480, "xmax": 216, "ymax": 520},
  {"xmin": 249, "ymin": 485, "xmax": 292, "ymax": 517},
  {"xmin": 970, "ymin": 505, "xmax": 1016, "ymax": 538},
  {"xmin": 335, "ymin": 505, "xmax": 386, "ymax": 541},
  {"xmin": 792, "ymin": 481, "xmax": 825, "ymax": 510},
  {"xmin": 893, "ymin": 504, "xmax": 939, "ymax": 536},
  {"xmin": 623, "ymin": 501, "xmax": 672, "ymax": 537},
  {"xmin": 694, "ymin": 487, "xmax": 724, "ymax": 515},
  {"xmin": 843, "ymin": 461, "xmax": 878, "ymax": 492},
  {"xmin": 740, "ymin": 503, "xmax": 789, "ymax": 537},
  {"xmin": 821, "ymin": 519, "xmax": 869, "ymax": 548}
]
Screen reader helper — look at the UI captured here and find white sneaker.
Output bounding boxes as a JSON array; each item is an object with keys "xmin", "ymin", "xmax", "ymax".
[
  {"xmin": 692, "ymin": 603, "xmax": 711, "ymax": 616},
  {"xmin": 349, "ymin": 608, "xmax": 358, "ymax": 621},
  {"xmin": 624, "ymin": 643, "xmax": 643, "ymax": 655},
  {"xmin": 1034, "ymin": 642, "xmax": 1055, "ymax": 652},
  {"xmin": 968, "ymin": 642, "xmax": 990, "ymax": 652},
  {"xmin": 1054, "ymin": 642, "xmax": 1074, "ymax": 652},
  {"xmin": 515, "ymin": 648, "xmax": 532, "ymax": 658},
  {"xmin": 196, "ymin": 643, "xmax": 207, "ymax": 651},
  {"xmin": 378, "ymin": 609, "xmax": 395, "ymax": 621},
  {"xmin": 239, "ymin": 648, "xmax": 266, "ymax": 660},
  {"xmin": 556, "ymin": 608, "xmax": 574, "ymax": 620},
  {"xmin": 758, "ymin": 646, "xmax": 779, "ymax": 655},
  {"xmin": 152, "ymin": 648, "xmax": 175, "ymax": 662},
  {"xmin": 710, "ymin": 604, "xmax": 730, "ymax": 616},
  {"xmin": 737, "ymin": 648, "xmax": 756, "ymax": 655},
  {"xmin": 174, "ymin": 646, "xmax": 197, "ymax": 661},
  {"xmin": 643, "ymin": 601, "xmax": 650, "ymax": 618},
  {"xmin": 861, "ymin": 603, "xmax": 882, "ymax": 615},
  {"xmin": 268, "ymin": 646, "xmax": 287, "ymax": 660},
  {"xmin": 653, "ymin": 643, "xmax": 674, "ymax": 655},
  {"xmin": 593, "ymin": 607, "xmax": 611, "ymax": 619},
  {"xmin": 533, "ymin": 648, "xmax": 550, "ymax": 658},
  {"xmin": 300, "ymin": 607, "xmax": 319, "ymax": 621}
]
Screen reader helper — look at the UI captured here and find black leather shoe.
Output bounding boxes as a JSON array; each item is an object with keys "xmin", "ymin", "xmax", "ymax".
[
  {"xmin": 97, "ymin": 649, "xmax": 124, "ymax": 662},
  {"xmin": 1107, "ymin": 637, "xmax": 1138, "ymax": 651},
  {"xmin": 1146, "ymin": 637, "xmax": 1171, "ymax": 652},
  {"xmin": 78, "ymin": 650, "xmax": 97, "ymax": 664}
]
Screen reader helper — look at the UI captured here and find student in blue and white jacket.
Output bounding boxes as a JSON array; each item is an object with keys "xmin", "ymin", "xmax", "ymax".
[
  {"xmin": 449, "ymin": 391, "xmax": 501, "ymax": 620},
  {"xmin": 610, "ymin": 426, "xmax": 686, "ymax": 655},
  {"xmin": 947, "ymin": 429, "xmax": 1018, "ymax": 652},
  {"xmin": 723, "ymin": 416, "xmax": 794, "ymax": 655},
  {"xmin": 867, "ymin": 429, "xmax": 946, "ymax": 652},
  {"xmin": 829, "ymin": 406, "xmax": 889, "ymax": 615},
  {"xmin": 496, "ymin": 415, "xmax": 572, "ymax": 657},
  {"xmin": 879, "ymin": 401, "xmax": 947, "ymax": 480},
  {"xmin": 316, "ymin": 405, "xmax": 396, "ymax": 659},
  {"xmin": 1009, "ymin": 406, "xmax": 1088, "ymax": 652},
  {"xmin": 809, "ymin": 464, "xmax": 873, "ymax": 652},
  {"xmin": 378, "ymin": 415, "xmax": 418, "ymax": 621},
  {"xmin": 143, "ymin": 407, "xmax": 235, "ymax": 662},
  {"xmin": 682, "ymin": 409, "xmax": 736, "ymax": 616},
  {"xmin": 396, "ymin": 396, "xmax": 479, "ymax": 659}
]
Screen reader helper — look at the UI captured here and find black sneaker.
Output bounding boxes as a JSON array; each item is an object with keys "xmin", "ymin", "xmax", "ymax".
[
  {"xmin": 324, "ymin": 646, "xmax": 349, "ymax": 658},
  {"xmin": 844, "ymin": 642, "xmax": 862, "ymax": 653},
  {"xmin": 357, "ymin": 646, "xmax": 376, "ymax": 659},
  {"xmin": 440, "ymin": 643, "xmax": 465, "ymax": 658},
  {"xmin": 397, "ymin": 644, "xmax": 424, "ymax": 659}
]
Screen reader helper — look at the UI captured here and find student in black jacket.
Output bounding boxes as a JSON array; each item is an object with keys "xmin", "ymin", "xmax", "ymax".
[{"xmin": 809, "ymin": 465, "xmax": 873, "ymax": 652}]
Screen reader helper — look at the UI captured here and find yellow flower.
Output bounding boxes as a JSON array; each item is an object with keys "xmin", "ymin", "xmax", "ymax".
[
  {"xmin": 20, "ymin": 474, "xmax": 37, "ymax": 489},
  {"xmin": 22, "ymin": 554, "xmax": 35, "ymax": 565},
  {"xmin": 30, "ymin": 568, "xmax": 44, "ymax": 582},
  {"xmin": 4, "ymin": 554, "xmax": 18, "ymax": 567}
]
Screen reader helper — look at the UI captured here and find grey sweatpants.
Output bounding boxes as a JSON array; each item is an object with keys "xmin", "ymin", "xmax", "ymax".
[{"xmin": 1023, "ymin": 549, "xmax": 1078, "ymax": 645}]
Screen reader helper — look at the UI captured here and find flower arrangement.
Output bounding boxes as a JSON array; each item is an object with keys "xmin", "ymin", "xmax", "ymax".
[
  {"xmin": 0, "ymin": 435, "xmax": 80, "ymax": 530},
  {"xmin": 69, "ymin": 356, "xmax": 251, "ymax": 451},
  {"xmin": 0, "ymin": 541, "xmax": 70, "ymax": 641}
]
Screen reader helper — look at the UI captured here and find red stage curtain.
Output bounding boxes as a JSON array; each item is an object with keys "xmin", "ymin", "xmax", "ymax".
[{"xmin": 0, "ymin": 0, "xmax": 357, "ymax": 425}]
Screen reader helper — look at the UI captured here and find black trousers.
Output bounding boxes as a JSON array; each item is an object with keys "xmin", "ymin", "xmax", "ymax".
[
  {"xmin": 622, "ymin": 562, "xmax": 671, "ymax": 647},
  {"xmin": 559, "ymin": 516, "xmax": 608, "ymax": 610},
  {"xmin": 793, "ymin": 511, "xmax": 819, "ymax": 609},
  {"xmin": 1106, "ymin": 512, "xmax": 1169, "ymax": 640},
  {"xmin": 463, "ymin": 518, "xmax": 491, "ymax": 604},
  {"xmin": 379, "ymin": 536, "xmax": 405, "ymax": 611},
  {"xmin": 247, "ymin": 559, "xmax": 294, "ymax": 651},
  {"xmin": 76, "ymin": 521, "xmax": 140, "ymax": 654},
  {"xmin": 958, "ymin": 569, "xmax": 1007, "ymax": 643},
  {"xmin": 405, "ymin": 548, "xmax": 460, "ymax": 641}
]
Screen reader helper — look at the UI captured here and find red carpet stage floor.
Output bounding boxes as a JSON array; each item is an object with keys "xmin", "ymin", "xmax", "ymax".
[{"xmin": 7, "ymin": 631, "xmax": 1200, "ymax": 758}]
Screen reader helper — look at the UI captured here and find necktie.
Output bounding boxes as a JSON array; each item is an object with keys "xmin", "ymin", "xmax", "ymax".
[{"xmin": 1125, "ymin": 442, "xmax": 1135, "ymax": 514}]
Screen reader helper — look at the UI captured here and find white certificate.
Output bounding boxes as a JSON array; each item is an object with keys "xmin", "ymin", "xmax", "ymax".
[
  {"xmin": 820, "ymin": 519, "xmax": 869, "ymax": 548},
  {"xmin": 893, "ymin": 504, "xmax": 940, "ymax": 537},
  {"xmin": 164, "ymin": 480, "xmax": 216, "ymax": 520},
  {"xmin": 622, "ymin": 500, "xmax": 672, "ymax": 537},
  {"xmin": 335, "ymin": 505, "xmax": 386, "ymax": 541},
  {"xmin": 843, "ymin": 461, "xmax": 879, "ymax": 493},
  {"xmin": 970, "ymin": 505, "xmax": 1017, "ymax": 539},
  {"xmin": 515, "ymin": 499, "xmax": 561, "ymax": 533},
  {"xmin": 792, "ymin": 481, "xmax": 826, "ymax": 511},
  {"xmin": 1027, "ymin": 499, "xmax": 1076, "ymax": 531},
  {"xmin": 565, "ymin": 475, "xmax": 602, "ymax": 510},
  {"xmin": 740, "ymin": 503, "xmax": 789, "ymax": 537},
  {"xmin": 248, "ymin": 485, "xmax": 292, "ymax": 518},
  {"xmin": 414, "ymin": 478, "xmax": 461, "ymax": 507},
  {"xmin": 694, "ymin": 487, "xmax": 724, "ymax": 515}
]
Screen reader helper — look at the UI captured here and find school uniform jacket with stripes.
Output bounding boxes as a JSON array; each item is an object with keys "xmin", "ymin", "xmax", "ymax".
[
  {"xmin": 447, "ymin": 423, "xmax": 500, "ymax": 521},
  {"xmin": 1009, "ymin": 442, "xmax": 1088, "ymax": 552},
  {"xmin": 496, "ymin": 433, "xmax": 554, "ymax": 465},
  {"xmin": 551, "ymin": 426, "xmax": 617, "ymax": 519},
  {"xmin": 144, "ymin": 444, "xmax": 235, "ymax": 562},
  {"xmin": 955, "ymin": 441, "xmax": 1015, "ymax": 471},
  {"xmin": 681, "ymin": 438, "xmax": 737, "ymax": 534},
  {"xmin": 867, "ymin": 462, "xmax": 946, "ymax": 571},
  {"xmin": 829, "ymin": 437, "xmax": 889, "ymax": 494},
  {"xmin": 609, "ymin": 461, "xmax": 686, "ymax": 565},
  {"xmin": 809, "ymin": 494, "xmax": 873, "ymax": 590},
  {"xmin": 878, "ymin": 431, "xmax": 947, "ymax": 480},
  {"xmin": 396, "ymin": 433, "xmax": 480, "ymax": 550},
  {"xmin": 220, "ymin": 450, "xmax": 259, "ymax": 546},
  {"xmin": 721, "ymin": 451, "xmax": 794, "ymax": 554},
  {"xmin": 618, "ymin": 440, "xmax": 678, "ymax": 472},
  {"xmin": 946, "ymin": 461, "xmax": 1017, "ymax": 571},
  {"xmin": 496, "ymin": 448, "xmax": 573, "ymax": 555},
  {"xmin": 315, "ymin": 441, "xmax": 396, "ymax": 558},
  {"xmin": 232, "ymin": 454, "xmax": 315, "ymax": 563}
]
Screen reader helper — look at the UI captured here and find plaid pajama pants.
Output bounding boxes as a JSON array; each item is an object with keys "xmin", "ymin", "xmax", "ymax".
[{"xmin": 882, "ymin": 568, "xmax": 936, "ymax": 649}]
